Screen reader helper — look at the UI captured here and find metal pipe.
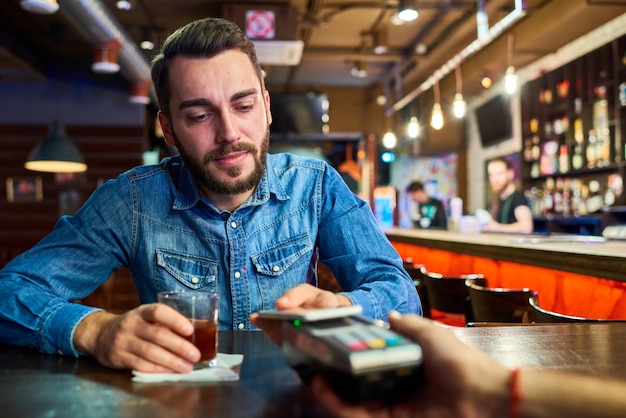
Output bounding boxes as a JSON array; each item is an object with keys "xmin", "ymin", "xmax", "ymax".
[
  {"xmin": 57, "ymin": 0, "xmax": 151, "ymax": 86},
  {"xmin": 388, "ymin": 0, "xmax": 527, "ymax": 115}
]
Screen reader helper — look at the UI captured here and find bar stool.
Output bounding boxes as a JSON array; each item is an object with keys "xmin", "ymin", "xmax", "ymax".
[
  {"xmin": 529, "ymin": 297, "xmax": 626, "ymax": 323},
  {"xmin": 409, "ymin": 264, "xmax": 485, "ymax": 326},
  {"xmin": 465, "ymin": 279, "xmax": 537, "ymax": 324}
]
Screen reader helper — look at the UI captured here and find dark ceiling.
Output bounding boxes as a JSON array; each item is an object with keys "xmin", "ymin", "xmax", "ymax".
[{"xmin": 1, "ymin": 0, "xmax": 626, "ymax": 111}]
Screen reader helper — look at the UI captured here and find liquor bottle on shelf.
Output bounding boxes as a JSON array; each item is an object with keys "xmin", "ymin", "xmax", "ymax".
[
  {"xmin": 543, "ymin": 177, "xmax": 556, "ymax": 216},
  {"xmin": 540, "ymin": 136, "xmax": 558, "ymax": 176},
  {"xmin": 558, "ymin": 142, "xmax": 569, "ymax": 174},
  {"xmin": 553, "ymin": 177, "xmax": 564, "ymax": 215},
  {"xmin": 571, "ymin": 118, "xmax": 584, "ymax": 170},
  {"xmin": 586, "ymin": 129, "xmax": 597, "ymax": 169},
  {"xmin": 586, "ymin": 180, "xmax": 603, "ymax": 214},
  {"xmin": 593, "ymin": 84, "xmax": 610, "ymax": 167},
  {"xmin": 570, "ymin": 178, "xmax": 582, "ymax": 216},
  {"xmin": 561, "ymin": 177, "xmax": 572, "ymax": 217}
]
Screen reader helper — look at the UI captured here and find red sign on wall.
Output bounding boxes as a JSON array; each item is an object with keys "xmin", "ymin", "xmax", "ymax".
[{"xmin": 245, "ymin": 10, "xmax": 275, "ymax": 39}]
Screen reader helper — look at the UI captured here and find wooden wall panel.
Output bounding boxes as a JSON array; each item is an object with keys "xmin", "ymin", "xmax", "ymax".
[{"xmin": 0, "ymin": 123, "xmax": 145, "ymax": 266}]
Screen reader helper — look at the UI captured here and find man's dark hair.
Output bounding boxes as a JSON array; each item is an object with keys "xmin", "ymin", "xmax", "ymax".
[
  {"xmin": 151, "ymin": 17, "xmax": 264, "ymax": 118},
  {"xmin": 488, "ymin": 156, "xmax": 513, "ymax": 170},
  {"xmin": 407, "ymin": 181, "xmax": 425, "ymax": 193}
]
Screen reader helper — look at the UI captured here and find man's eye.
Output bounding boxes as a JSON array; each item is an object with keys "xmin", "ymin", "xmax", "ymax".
[
  {"xmin": 236, "ymin": 103, "xmax": 254, "ymax": 112},
  {"xmin": 190, "ymin": 113, "xmax": 209, "ymax": 122}
]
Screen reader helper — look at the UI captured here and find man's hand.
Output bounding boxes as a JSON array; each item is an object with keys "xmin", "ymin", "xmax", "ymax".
[
  {"xmin": 73, "ymin": 304, "xmax": 201, "ymax": 373},
  {"xmin": 250, "ymin": 283, "xmax": 352, "ymax": 345}
]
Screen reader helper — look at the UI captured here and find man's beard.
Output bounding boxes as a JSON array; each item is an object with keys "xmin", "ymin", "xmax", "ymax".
[{"xmin": 173, "ymin": 128, "xmax": 270, "ymax": 195}]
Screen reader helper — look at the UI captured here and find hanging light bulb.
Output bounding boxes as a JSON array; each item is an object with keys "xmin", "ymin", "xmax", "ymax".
[
  {"xmin": 504, "ymin": 66, "xmax": 518, "ymax": 94},
  {"xmin": 453, "ymin": 65, "xmax": 466, "ymax": 118},
  {"xmin": 430, "ymin": 103, "xmax": 444, "ymax": 130},
  {"xmin": 430, "ymin": 79, "xmax": 444, "ymax": 130},
  {"xmin": 453, "ymin": 94, "xmax": 466, "ymax": 119},
  {"xmin": 504, "ymin": 33, "xmax": 518, "ymax": 95},
  {"xmin": 407, "ymin": 116, "xmax": 420, "ymax": 139},
  {"xmin": 382, "ymin": 130, "xmax": 398, "ymax": 149}
]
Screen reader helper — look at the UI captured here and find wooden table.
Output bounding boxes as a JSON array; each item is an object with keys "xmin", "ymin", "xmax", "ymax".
[{"xmin": 2, "ymin": 325, "xmax": 626, "ymax": 417}]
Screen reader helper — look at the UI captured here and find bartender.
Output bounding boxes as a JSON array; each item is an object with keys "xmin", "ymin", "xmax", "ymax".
[
  {"xmin": 482, "ymin": 157, "xmax": 533, "ymax": 234},
  {"xmin": 406, "ymin": 181, "xmax": 447, "ymax": 229}
]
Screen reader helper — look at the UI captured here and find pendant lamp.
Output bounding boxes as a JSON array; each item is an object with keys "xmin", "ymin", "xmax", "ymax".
[{"xmin": 25, "ymin": 120, "xmax": 87, "ymax": 173}]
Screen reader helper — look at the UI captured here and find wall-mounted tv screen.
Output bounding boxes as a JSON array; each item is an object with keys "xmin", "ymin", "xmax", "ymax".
[
  {"xmin": 475, "ymin": 94, "xmax": 512, "ymax": 147},
  {"xmin": 269, "ymin": 92, "xmax": 328, "ymax": 135}
]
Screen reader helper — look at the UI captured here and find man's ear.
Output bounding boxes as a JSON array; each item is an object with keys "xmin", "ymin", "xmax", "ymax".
[
  {"xmin": 264, "ymin": 90, "xmax": 272, "ymax": 126},
  {"xmin": 158, "ymin": 111, "xmax": 176, "ymax": 147}
]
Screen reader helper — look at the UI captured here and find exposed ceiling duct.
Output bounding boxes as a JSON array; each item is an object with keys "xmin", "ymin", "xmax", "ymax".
[{"xmin": 57, "ymin": 0, "xmax": 152, "ymax": 90}]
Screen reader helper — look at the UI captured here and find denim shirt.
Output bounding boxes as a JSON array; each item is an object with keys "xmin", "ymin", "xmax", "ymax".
[{"xmin": 0, "ymin": 153, "xmax": 421, "ymax": 356}]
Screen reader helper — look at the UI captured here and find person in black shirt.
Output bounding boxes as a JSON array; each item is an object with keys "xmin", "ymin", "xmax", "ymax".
[
  {"xmin": 406, "ymin": 181, "xmax": 447, "ymax": 229},
  {"xmin": 483, "ymin": 157, "xmax": 533, "ymax": 234}
]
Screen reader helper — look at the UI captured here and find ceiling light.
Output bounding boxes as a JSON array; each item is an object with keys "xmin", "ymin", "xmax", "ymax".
[
  {"xmin": 453, "ymin": 94, "xmax": 466, "ymax": 119},
  {"xmin": 129, "ymin": 80, "xmax": 151, "ymax": 105},
  {"xmin": 92, "ymin": 40, "xmax": 122, "ymax": 74},
  {"xmin": 504, "ymin": 66, "xmax": 518, "ymax": 95},
  {"xmin": 373, "ymin": 31, "xmax": 389, "ymax": 55},
  {"xmin": 453, "ymin": 65, "xmax": 466, "ymax": 118},
  {"xmin": 407, "ymin": 116, "xmax": 420, "ymax": 139},
  {"xmin": 397, "ymin": 0, "xmax": 419, "ymax": 22},
  {"xmin": 116, "ymin": 0, "xmax": 133, "ymax": 10},
  {"xmin": 351, "ymin": 61, "xmax": 368, "ymax": 78},
  {"xmin": 481, "ymin": 73, "xmax": 493, "ymax": 89},
  {"xmin": 430, "ymin": 80, "xmax": 444, "ymax": 130},
  {"xmin": 25, "ymin": 120, "xmax": 87, "ymax": 173},
  {"xmin": 382, "ymin": 130, "xmax": 398, "ymax": 149},
  {"xmin": 430, "ymin": 103, "xmax": 444, "ymax": 130},
  {"xmin": 20, "ymin": 0, "xmax": 59, "ymax": 14},
  {"xmin": 140, "ymin": 28, "xmax": 155, "ymax": 51},
  {"xmin": 415, "ymin": 43, "xmax": 428, "ymax": 55},
  {"xmin": 504, "ymin": 33, "xmax": 518, "ymax": 94}
]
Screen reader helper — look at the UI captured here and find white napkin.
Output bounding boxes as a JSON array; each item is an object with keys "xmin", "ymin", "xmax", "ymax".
[{"xmin": 131, "ymin": 353, "xmax": 244, "ymax": 383}]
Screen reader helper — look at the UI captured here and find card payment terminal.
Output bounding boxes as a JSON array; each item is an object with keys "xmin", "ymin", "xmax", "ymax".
[{"xmin": 278, "ymin": 309, "xmax": 424, "ymax": 403}]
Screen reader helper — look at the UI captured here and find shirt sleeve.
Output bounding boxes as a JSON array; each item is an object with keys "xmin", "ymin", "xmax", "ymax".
[
  {"xmin": 0, "ymin": 176, "xmax": 133, "ymax": 356},
  {"xmin": 315, "ymin": 166, "xmax": 422, "ymax": 319}
]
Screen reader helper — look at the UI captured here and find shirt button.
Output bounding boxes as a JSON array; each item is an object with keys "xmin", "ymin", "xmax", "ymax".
[
  {"xmin": 234, "ymin": 271, "xmax": 241, "ymax": 279},
  {"xmin": 237, "ymin": 323, "xmax": 245, "ymax": 330},
  {"xmin": 191, "ymin": 276, "xmax": 200, "ymax": 284},
  {"xmin": 272, "ymin": 265, "xmax": 281, "ymax": 272},
  {"xmin": 230, "ymin": 221, "xmax": 237, "ymax": 228}
]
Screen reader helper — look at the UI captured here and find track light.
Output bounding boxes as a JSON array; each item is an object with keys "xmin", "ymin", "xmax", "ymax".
[
  {"xmin": 140, "ymin": 28, "xmax": 155, "ymax": 51},
  {"xmin": 397, "ymin": 0, "xmax": 418, "ymax": 23},
  {"xmin": 373, "ymin": 31, "xmax": 389, "ymax": 55},
  {"xmin": 20, "ymin": 0, "xmax": 58, "ymax": 14},
  {"xmin": 116, "ymin": 0, "xmax": 132, "ymax": 10},
  {"xmin": 351, "ymin": 61, "xmax": 368, "ymax": 78}
]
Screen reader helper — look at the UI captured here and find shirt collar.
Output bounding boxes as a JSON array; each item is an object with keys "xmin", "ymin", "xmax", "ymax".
[{"xmin": 171, "ymin": 154, "xmax": 290, "ymax": 211}]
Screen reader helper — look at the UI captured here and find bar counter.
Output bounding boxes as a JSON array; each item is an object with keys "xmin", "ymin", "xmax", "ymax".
[
  {"xmin": 386, "ymin": 227, "xmax": 626, "ymax": 281},
  {"xmin": 3, "ymin": 325, "xmax": 626, "ymax": 417},
  {"xmin": 385, "ymin": 227, "xmax": 626, "ymax": 319}
]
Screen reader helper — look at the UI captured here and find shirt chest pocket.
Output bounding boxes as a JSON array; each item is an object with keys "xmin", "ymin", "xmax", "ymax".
[
  {"xmin": 156, "ymin": 249, "xmax": 218, "ymax": 290},
  {"xmin": 251, "ymin": 235, "xmax": 312, "ymax": 277}
]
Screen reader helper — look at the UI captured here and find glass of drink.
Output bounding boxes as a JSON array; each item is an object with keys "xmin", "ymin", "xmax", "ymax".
[{"xmin": 157, "ymin": 290, "xmax": 219, "ymax": 367}]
